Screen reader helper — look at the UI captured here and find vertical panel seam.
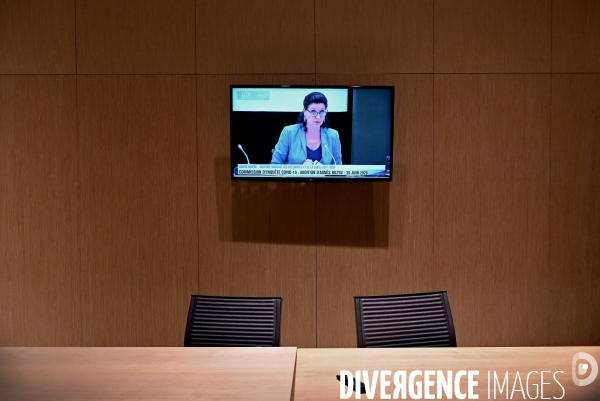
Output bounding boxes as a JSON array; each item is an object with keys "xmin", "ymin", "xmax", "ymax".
[
  {"xmin": 548, "ymin": 0, "xmax": 553, "ymax": 345},
  {"xmin": 76, "ymin": 76, "xmax": 82, "ymax": 347},
  {"xmin": 550, "ymin": 0, "xmax": 553, "ymax": 73},
  {"xmin": 194, "ymin": 0, "xmax": 197, "ymax": 75},
  {"xmin": 313, "ymin": 0, "xmax": 317, "ymax": 75},
  {"xmin": 74, "ymin": 0, "xmax": 83, "ymax": 347},
  {"xmin": 195, "ymin": 76, "xmax": 200, "ymax": 296},
  {"xmin": 74, "ymin": 0, "xmax": 78, "ymax": 75},
  {"xmin": 432, "ymin": 0, "xmax": 436, "ymax": 290},
  {"xmin": 548, "ymin": 73, "xmax": 552, "ymax": 346},
  {"xmin": 432, "ymin": 0, "xmax": 435, "ymax": 73},
  {"xmin": 314, "ymin": 184, "xmax": 318, "ymax": 348},
  {"xmin": 195, "ymin": 1, "xmax": 200, "ymax": 297}
]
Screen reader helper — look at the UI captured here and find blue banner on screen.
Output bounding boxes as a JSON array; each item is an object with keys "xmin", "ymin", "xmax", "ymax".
[{"xmin": 230, "ymin": 85, "xmax": 394, "ymax": 182}]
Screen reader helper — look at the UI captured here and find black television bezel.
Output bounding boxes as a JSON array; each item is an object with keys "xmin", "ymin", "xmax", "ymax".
[{"xmin": 230, "ymin": 84, "xmax": 395, "ymax": 183}]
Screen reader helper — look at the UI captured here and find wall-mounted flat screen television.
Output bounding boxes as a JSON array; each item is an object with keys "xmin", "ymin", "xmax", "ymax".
[{"xmin": 230, "ymin": 85, "xmax": 394, "ymax": 182}]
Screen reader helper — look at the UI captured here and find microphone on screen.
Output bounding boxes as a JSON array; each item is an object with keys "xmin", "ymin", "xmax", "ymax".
[
  {"xmin": 323, "ymin": 143, "xmax": 337, "ymax": 165},
  {"xmin": 237, "ymin": 144, "xmax": 250, "ymax": 164}
]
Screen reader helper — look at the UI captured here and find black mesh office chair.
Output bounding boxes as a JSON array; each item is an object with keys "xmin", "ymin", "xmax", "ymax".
[
  {"xmin": 354, "ymin": 291, "xmax": 456, "ymax": 348},
  {"xmin": 184, "ymin": 295, "xmax": 282, "ymax": 347}
]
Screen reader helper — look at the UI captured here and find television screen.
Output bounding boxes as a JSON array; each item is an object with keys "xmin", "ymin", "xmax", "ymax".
[{"xmin": 230, "ymin": 85, "xmax": 394, "ymax": 182}]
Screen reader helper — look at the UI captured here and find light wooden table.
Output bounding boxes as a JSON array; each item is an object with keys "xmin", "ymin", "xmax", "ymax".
[
  {"xmin": 0, "ymin": 347, "xmax": 297, "ymax": 401},
  {"xmin": 294, "ymin": 347, "xmax": 600, "ymax": 400}
]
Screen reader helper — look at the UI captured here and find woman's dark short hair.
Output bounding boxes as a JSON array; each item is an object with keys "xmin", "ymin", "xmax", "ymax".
[
  {"xmin": 297, "ymin": 91, "xmax": 330, "ymax": 129},
  {"xmin": 303, "ymin": 92, "xmax": 328, "ymax": 109}
]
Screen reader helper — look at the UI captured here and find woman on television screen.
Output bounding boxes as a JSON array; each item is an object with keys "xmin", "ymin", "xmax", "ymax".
[{"xmin": 271, "ymin": 92, "xmax": 342, "ymax": 165}]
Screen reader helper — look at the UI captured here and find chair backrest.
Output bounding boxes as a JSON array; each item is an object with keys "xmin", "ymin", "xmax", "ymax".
[
  {"xmin": 184, "ymin": 295, "xmax": 282, "ymax": 347},
  {"xmin": 354, "ymin": 291, "xmax": 456, "ymax": 348}
]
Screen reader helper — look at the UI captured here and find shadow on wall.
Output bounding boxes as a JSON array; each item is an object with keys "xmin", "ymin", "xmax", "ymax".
[{"xmin": 213, "ymin": 157, "xmax": 392, "ymax": 248}]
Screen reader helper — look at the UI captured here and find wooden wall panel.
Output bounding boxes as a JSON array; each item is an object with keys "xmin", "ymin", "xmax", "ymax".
[
  {"xmin": 78, "ymin": 76, "xmax": 197, "ymax": 346},
  {"xmin": 434, "ymin": 75, "xmax": 551, "ymax": 346},
  {"xmin": 196, "ymin": 1, "xmax": 315, "ymax": 74},
  {"xmin": 0, "ymin": 76, "xmax": 79, "ymax": 346},
  {"xmin": 316, "ymin": 74, "xmax": 434, "ymax": 347},
  {"xmin": 197, "ymin": 75, "xmax": 318, "ymax": 348},
  {"xmin": 0, "ymin": 0, "xmax": 75, "ymax": 74},
  {"xmin": 552, "ymin": 0, "xmax": 600, "ymax": 72},
  {"xmin": 549, "ymin": 75, "xmax": 600, "ymax": 345},
  {"xmin": 316, "ymin": 0, "xmax": 433, "ymax": 73},
  {"xmin": 76, "ymin": 0, "xmax": 195, "ymax": 74},
  {"xmin": 434, "ymin": 0, "xmax": 551, "ymax": 73}
]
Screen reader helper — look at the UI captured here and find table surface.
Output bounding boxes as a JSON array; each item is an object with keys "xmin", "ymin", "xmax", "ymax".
[
  {"xmin": 3, "ymin": 346, "xmax": 599, "ymax": 401},
  {"xmin": 0, "ymin": 347, "xmax": 297, "ymax": 401},
  {"xmin": 294, "ymin": 347, "xmax": 600, "ymax": 401}
]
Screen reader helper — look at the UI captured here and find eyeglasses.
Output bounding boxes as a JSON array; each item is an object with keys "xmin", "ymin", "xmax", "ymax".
[{"xmin": 306, "ymin": 109, "xmax": 328, "ymax": 117}]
